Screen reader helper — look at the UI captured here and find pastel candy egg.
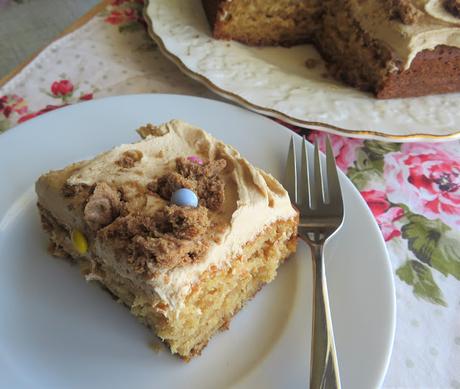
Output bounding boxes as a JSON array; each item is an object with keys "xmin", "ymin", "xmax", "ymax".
[
  {"xmin": 171, "ymin": 188, "xmax": 198, "ymax": 207},
  {"xmin": 71, "ymin": 229, "xmax": 88, "ymax": 255},
  {"xmin": 187, "ymin": 155, "xmax": 203, "ymax": 165}
]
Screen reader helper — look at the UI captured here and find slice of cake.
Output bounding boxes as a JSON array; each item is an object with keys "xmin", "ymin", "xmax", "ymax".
[
  {"xmin": 202, "ymin": 0, "xmax": 460, "ymax": 99},
  {"xmin": 317, "ymin": 0, "xmax": 460, "ymax": 98},
  {"xmin": 202, "ymin": 0, "xmax": 322, "ymax": 46},
  {"xmin": 36, "ymin": 120, "xmax": 298, "ymax": 360}
]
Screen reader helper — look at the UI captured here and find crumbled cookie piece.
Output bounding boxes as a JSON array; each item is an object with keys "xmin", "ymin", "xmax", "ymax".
[
  {"xmin": 388, "ymin": 0, "xmax": 422, "ymax": 24},
  {"xmin": 156, "ymin": 205, "xmax": 210, "ymax": 239},
  {"xmin": 89, "ymin": 156, "xmax": 225, "ymax": 274},
  {"xmin": 196, "ymin": 176, "xmax": 225, "ymax": 211},
  {"xmin": 84, "ymin": 182, "xmax": 121, "ymax": 230},
  {"xmin": 136, "ymin": 123, "xmax": 168, "ymax": 139},
  {"xmin": 147, "ymin": 172, "xmax": 196, "ymax": 200},
  {"xmin": 444, "ymin": 0, "xmax": 460, "ymax": 17},
  {"xmin": 118, "ymin": 181, "xmax": 148, "ymax": 214},
  {"xmin": 176, "ymin": 157, "xmax": 226, "ymax": 179},
  {"xmin": 152, "ymin": 157, "xmax": 226, "ymax": 211},
  {"xmin": 62, "ymin": 183, "xmax": 91, "ymax": 198},
  {"xmin": 194, "ymin": 158, "xmax": 226, "ymax": 210},
  {"xmin": 62, "ymin": 183, "xmax": 94, "ymax": 213},
  {"xmin": 99, "ymin": 201, "xmax": 211, "ymax": 274},
  {"xmin": 100, "ymin": 213, "xmax": 157, "ymax": 241},
  {"xmin": 130, "ymin": 234, "xmax": 208, "ymax": 272},
  {"xmin": 115, "ymin": 150, "xmax": 143, "ymax": 169}
]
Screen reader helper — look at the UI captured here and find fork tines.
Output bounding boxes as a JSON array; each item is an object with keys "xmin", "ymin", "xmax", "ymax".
[{"xmin": 285, "ymin": 135, "xmax": 343, "ymax": 214}]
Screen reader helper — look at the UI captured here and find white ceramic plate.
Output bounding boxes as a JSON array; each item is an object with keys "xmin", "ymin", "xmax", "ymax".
[
  {"xmin": 0, "ymin": 94, "xmax": 395, "ymax": 389},
  {"xmin": 144, "ymin": 0, "xmax": 460, "ymax": 142}
]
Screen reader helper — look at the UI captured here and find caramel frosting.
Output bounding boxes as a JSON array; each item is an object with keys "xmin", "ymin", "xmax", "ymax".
[
  {"xmin": 348, "ymin": 0, "xmax": 460, "ymax": 69},
  {"xmin": 65, "ymin": 120, "xmax": 297, "ymax": 313}
]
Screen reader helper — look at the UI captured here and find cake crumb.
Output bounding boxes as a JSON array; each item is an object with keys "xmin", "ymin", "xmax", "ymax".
[
  {"xmin": 149, "ymin": 340, "xmax": 163, "ymax": 353},
  {"xmin": 388, "ymin": 0, "xmax": 421, "ymax": 24},
  {"xmin": 115, "ymin": 150, "xmax": 143, "ymax": 169},
  {"xmin": 156, "ymin": 205, "xmax": 210, "ymax": 239}
]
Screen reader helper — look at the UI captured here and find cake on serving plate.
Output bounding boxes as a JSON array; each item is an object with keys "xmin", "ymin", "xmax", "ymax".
[
  {"xmin": 36, "ymin": 119, "xmax": 298, "ymax": 360},
  {"xmin": 202, "ymin": 0, "xmax": 460, "ymax": 99}
]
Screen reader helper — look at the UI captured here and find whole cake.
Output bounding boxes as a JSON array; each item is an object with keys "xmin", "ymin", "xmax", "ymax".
[
  {"xmin": 36, "ymin": 120, "xmax": 298, "ymax": 359},
  {"xmin": 202, "ymin": 0, "xmax": 460, "ymax": 98}
]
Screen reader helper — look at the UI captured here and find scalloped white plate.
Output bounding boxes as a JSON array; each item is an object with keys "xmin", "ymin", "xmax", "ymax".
[
  {"xmin": 0, "ymin": 95, "xmax": 395, "ymax": 389},
  {"xmin": 145, "ymin": 0, "xmax": 460, "ymax": 142}
]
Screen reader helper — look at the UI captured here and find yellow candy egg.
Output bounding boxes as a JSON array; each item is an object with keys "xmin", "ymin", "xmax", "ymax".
[{"xmin": 71, "ymin": 229, "xmax": 88, "ymax": 255}]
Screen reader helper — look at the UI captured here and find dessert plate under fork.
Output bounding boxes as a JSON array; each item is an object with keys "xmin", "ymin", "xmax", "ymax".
[{"xmin": 0, "ymin": 94, "xmax": 395, "ymax": 389}]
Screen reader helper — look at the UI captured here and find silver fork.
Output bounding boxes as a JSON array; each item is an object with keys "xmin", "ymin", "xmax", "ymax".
[{"xmin": 285, "ymin": 135, "xmax": 344, "ymax": 389}]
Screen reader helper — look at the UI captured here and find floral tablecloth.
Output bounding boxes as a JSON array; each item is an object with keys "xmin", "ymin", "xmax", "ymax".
[{"xmin": 1, "ymin": 1, "xmax": 459, "ymax": 388}]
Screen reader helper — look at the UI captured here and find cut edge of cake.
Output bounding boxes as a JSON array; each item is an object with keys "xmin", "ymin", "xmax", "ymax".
[{"xmin": 202, "ymin": 0, "xmax": 460, "ymax": 99}]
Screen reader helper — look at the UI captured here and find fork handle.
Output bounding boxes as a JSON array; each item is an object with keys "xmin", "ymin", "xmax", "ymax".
[{"xmin": 309, "ymin": 242, "xmax": 341, "ymax": 389}]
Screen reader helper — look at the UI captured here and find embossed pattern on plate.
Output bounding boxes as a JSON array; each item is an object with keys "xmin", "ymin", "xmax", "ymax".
[{"xmin": 145, "ymin": 0, "xmax": 460, "ymax": 141}]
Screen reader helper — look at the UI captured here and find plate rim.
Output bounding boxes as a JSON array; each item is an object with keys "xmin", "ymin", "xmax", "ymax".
[
  {"xmin": 143, "ymin": 0, "xmax": 460, "ymax": 142},
  {"xmin": 0, "ymin": 93, "xmax": 396, "ymax": 388}
]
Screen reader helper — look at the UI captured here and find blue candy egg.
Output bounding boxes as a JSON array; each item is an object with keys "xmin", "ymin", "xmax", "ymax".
[{"xmin": 171, "ymin": 188, "xmax": 198, "ymax": 207}]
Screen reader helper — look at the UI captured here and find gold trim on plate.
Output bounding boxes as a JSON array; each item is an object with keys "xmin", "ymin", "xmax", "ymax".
[{"xmin": 143, "ymin": 0, "xmax": 460, "ymax": 142}]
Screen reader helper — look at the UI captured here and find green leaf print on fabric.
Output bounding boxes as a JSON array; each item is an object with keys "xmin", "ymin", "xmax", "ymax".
[
  {"xmin": 356, "ymin": 148, "xmax": 381, "ymax": 170},
  {"xmin": 396, "ymin": 260, "xmax": 447, "ymax": 306},
  {"xmin": 347, "ymin": 142, "xmax": 401, "ymax": 191},
  {"xmin": 363, "ymin": 140, "xmax": 401, "ymax": 160},
  {"xmin": 402, "ymin": 214, "xmax": 449, "ymax": 265},
  {"xmin": 402, "ymin": 214, "xmax": 460, "ymax": 280},
  {"xmin": 0, "ymin": 94, "xmax": 29, "ymax": 131},
  {"xmin": 0, "ymin": 118, "xmax": 11, "ymax": 133},
  {"xmin": 348, "ymin": 149, "xmax": 383, "ymax": 190},
  {"xmin": 101, "ymin": 1, "xmax": 154, "ymax": 51},
  {"xmin": 103, "ymin": 0, "xmax": 146, "ymax": 34},
  {"xmin": 118, "ymin": 22, "xmax": 143, "ymax": 33},
  {"xmin": 434, "ymin": 232, "xmax": 460, "ymax": 280}
]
